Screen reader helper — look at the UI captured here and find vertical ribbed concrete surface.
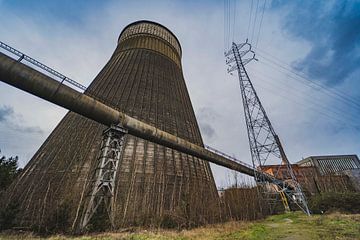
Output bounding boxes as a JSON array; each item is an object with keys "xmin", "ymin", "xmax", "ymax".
[{"xmin": 4, "ymin": 21, "xmax": 221, "ymax": 230}]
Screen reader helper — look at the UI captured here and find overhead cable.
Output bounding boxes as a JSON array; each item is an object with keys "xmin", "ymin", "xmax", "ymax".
[
  {"xmin": 250, "ymin": 0, "xmax": 260, "ymax": 44},
  {"xmin": 247, "ymin": 0, "xmax": 254, "ymax": 40},
  {"xmin": 255, "ymin": 0, "xmax": 267, "ymax": 48}
]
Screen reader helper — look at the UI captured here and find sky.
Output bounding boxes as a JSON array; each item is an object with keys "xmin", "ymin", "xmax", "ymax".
[{"xmin": 0, "ymin": 0, "xmax": 359, "ymax": 188}]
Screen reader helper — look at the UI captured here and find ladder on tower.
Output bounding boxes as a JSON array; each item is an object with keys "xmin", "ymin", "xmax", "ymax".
[{"xmin": 80, "ymin": 125, "xmax": 127, "ymax": 231}]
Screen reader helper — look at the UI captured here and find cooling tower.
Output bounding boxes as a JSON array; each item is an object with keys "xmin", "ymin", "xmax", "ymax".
[{"xmin": 3, "ymin": 20, "xmax": 221, "ymax": 231}]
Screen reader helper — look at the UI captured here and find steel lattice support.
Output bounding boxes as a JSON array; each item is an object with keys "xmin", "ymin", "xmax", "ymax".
[
  {"xmin": 225, "ymin": 41, "xmax": 310, "ymax": 215},
  {"xmin": 80, "ymin": 125, "xmax": 127, "ymax": 230}
]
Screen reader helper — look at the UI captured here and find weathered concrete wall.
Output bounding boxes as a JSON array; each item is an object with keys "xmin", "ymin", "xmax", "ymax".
[{"xmin": 1, "ymin": 21, "xmax": 223, "ymax": 231}]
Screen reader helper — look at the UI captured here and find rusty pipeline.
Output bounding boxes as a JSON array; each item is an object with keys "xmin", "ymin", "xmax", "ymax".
[{"xmin": 0, "ymin": 52, "xmax": 258, "ymax": 177}]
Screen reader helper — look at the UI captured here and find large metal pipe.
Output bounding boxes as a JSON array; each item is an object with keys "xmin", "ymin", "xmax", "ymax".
[{"xmin": 0, "ymin": 52, "xmax": 256, "ymax": 177}]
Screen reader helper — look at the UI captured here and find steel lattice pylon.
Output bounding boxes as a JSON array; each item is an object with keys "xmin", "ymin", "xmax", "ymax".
[
  {"xmin": 225, "ymin": 41, "xmax": 310, "ymax": 215},
  {"xmin": 80, "ymin": 125, "xmax": 127, "ymax": 231}
]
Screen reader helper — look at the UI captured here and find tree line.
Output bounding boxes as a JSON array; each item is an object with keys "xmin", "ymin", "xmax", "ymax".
[{"xmin": 0, "ymin": 150, "xmax": 22, "ymax": 194}]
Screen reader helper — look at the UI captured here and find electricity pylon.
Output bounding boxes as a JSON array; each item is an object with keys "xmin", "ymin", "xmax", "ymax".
[{"xmin": 225, "ymin": 40, "xmax": 310, "ymax": 215}]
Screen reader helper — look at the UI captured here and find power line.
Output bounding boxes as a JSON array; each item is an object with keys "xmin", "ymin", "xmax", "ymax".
[
  {"xmin": 255, "ymin": 0, "xmax": 266, "ymax": 48},
  {"xmin": 254, "ymin": 47, "xmax": 360, "ymax": 108},
  {"xmin": 232, "ymin": 0, "xmax": 236, "ymax": 42},
  {"xmin": 256, "ymin": 57, "xmax": 360, "ymax": 115},
  {"xmin": 223, "ymin": 0, "xmax": 350, "ymax": 117},
  {"xmin": 230, "ymin": 0, "xmax": 233, "ymax": 43},
  {"xmin": 245, "ymin": 64, "xmax": 360, "ymax": 129},
  {"xmin": 237, "ymin": 2, "xmax": 358, "ymax": 112},
  {"xmin": 226, "ymin": 0, "xmax": 228, "ymax": 45},
  {"xmin": 227, "ymin": 0, "xmax": 231, "ymax": 48},
  {"xmin": 223, "ymin": 0, "xmax": 226, "ymax": 51},
  {"xmin": 224, "ymin": 0, "xmax": 227, "ymax": 50},
  {"xmin": 252, "ymin": 79, "xmax": 360, "ymax": 130},
  {"xmin": 236, "ymin": 0, "xmax": 242, "ymax": 42},
  {"xmin": 247, "ymin": 0, "xmax": 254, "ymax": 40},
  {"xmin": 254, "ymin": 49, "xmax": 360, "ymax": 111},
  {"xmin": 247, "ymin": 66, "xmax": 360, "ymax": 127},
  {"xmin": 250, "ymin": 0, "xmax": 260, "ymax": 44},
  {"xmin": 222, "ymin": 2, "xmax": 359, "ymax": 123}
]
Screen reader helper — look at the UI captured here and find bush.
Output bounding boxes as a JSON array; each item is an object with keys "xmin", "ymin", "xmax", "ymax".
[
  {"xmin": 160, "ymin": 214, "xmax": 180, "ymax": 229},
  {"xmin": 0, "ymin": 202, "xmax": 20, "ymax": 230},
  {"xmin": 86, "ymin": 202, "xmax": 112, "ymax": 232},
  {"xmin": 42, "ymin": 201, "xmax": 72, "ymax": 233},
  {"xmin": 0, "ymin": 151, "xmax": 22, "ymax": 193},
  {"xmin": 309, "ymin": 192, "xmax": 360, "ymax": 214}
]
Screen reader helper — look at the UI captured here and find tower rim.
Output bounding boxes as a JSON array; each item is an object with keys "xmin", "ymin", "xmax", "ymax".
[{"xmin": 118, "ymin": 20, "xmax": 182, "ymax": 55}]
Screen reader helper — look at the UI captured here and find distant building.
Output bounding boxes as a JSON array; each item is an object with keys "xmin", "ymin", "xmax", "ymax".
[
  {"xmin": 259, "ymin": 164, "xmax": 317, "ymax": 182},
  {"xmin": 259, "ymin": 155, "xmax": 360, "ymax": 195},
  {"xmin": 297, "ymin": 155, "xmax": 360, "ymax": 176}
]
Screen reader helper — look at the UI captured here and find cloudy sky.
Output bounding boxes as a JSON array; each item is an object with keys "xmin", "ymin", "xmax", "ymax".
[{"xmin": 0, "ymin": 0, "xmax": 359, "ymax": 188}]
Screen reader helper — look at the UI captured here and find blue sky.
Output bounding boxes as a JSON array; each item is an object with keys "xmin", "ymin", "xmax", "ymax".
[
  {"xmin": 271, "ymin": 0, "xmax": 360, "ymax": 86},
  {"xmin": 0, "ymin": 0, "xmax": 359, "ymax": 187}
]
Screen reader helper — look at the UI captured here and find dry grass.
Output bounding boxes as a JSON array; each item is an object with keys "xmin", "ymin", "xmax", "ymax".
[{"xmin": 1, "ymin": 212, "xmax": 359, "ymax": 240}]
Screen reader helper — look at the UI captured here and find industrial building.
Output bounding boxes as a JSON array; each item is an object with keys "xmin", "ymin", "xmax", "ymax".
[
  {"xmin": 260, "ymin": 164, "xmax": 316, "ymax": 182},
  {"xmin": 297, "ymin": 155, "xmax": 360, "ymax": 192},
  {"xmin": 2, "ymin": 21, "xmax": 221, "ymax": 231},
  {"xmin": 259, "ymin": 155, "xmax": 360, "ymax": 195},
  {"xmin": 297, "ymin": 155, "xmax": 360, "ymax": 175}
]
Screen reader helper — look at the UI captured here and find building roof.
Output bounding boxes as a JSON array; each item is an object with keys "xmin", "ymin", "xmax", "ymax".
[{"xmin": 297, "ymin": 154, "xmax": 359, "ymax": 164}]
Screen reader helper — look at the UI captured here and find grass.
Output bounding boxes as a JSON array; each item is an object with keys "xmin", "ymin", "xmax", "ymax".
[{"xmin": 1, "ymin": 212, "xmax": 359, "ymax": 240}]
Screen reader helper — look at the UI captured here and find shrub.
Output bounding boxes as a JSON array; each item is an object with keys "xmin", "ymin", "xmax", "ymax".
[
  {"xmin": 0, "ymin": 202, "xmax": 20, "ymax": 230},
  {"xmin": 160, "ymin": 214, "xmax": 180, "ymax": 229},
  {"xmin": 86, "ymin": 202, "xmax": 112, "ymax": 232},
  {"xmin": 0, "ymin": 151, "xmax": 22, "ymax": 193},
  {"xmin": 309, "ymin": 191, "xmax": 360, "ymax": 214},
  {"xmin": 42, "ymin": 201, "xmax": 72, "ymax": 233}
]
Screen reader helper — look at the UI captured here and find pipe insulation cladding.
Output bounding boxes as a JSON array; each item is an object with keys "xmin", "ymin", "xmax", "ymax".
[{"xmin": 0, "ymin": 52, "xmax": 255, "ymax": 177}]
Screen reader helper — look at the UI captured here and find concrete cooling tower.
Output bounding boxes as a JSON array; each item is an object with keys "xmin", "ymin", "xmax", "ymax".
[{"xmin": 2, "ymin": 20, "xmax": 222, "ymax": 232}]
